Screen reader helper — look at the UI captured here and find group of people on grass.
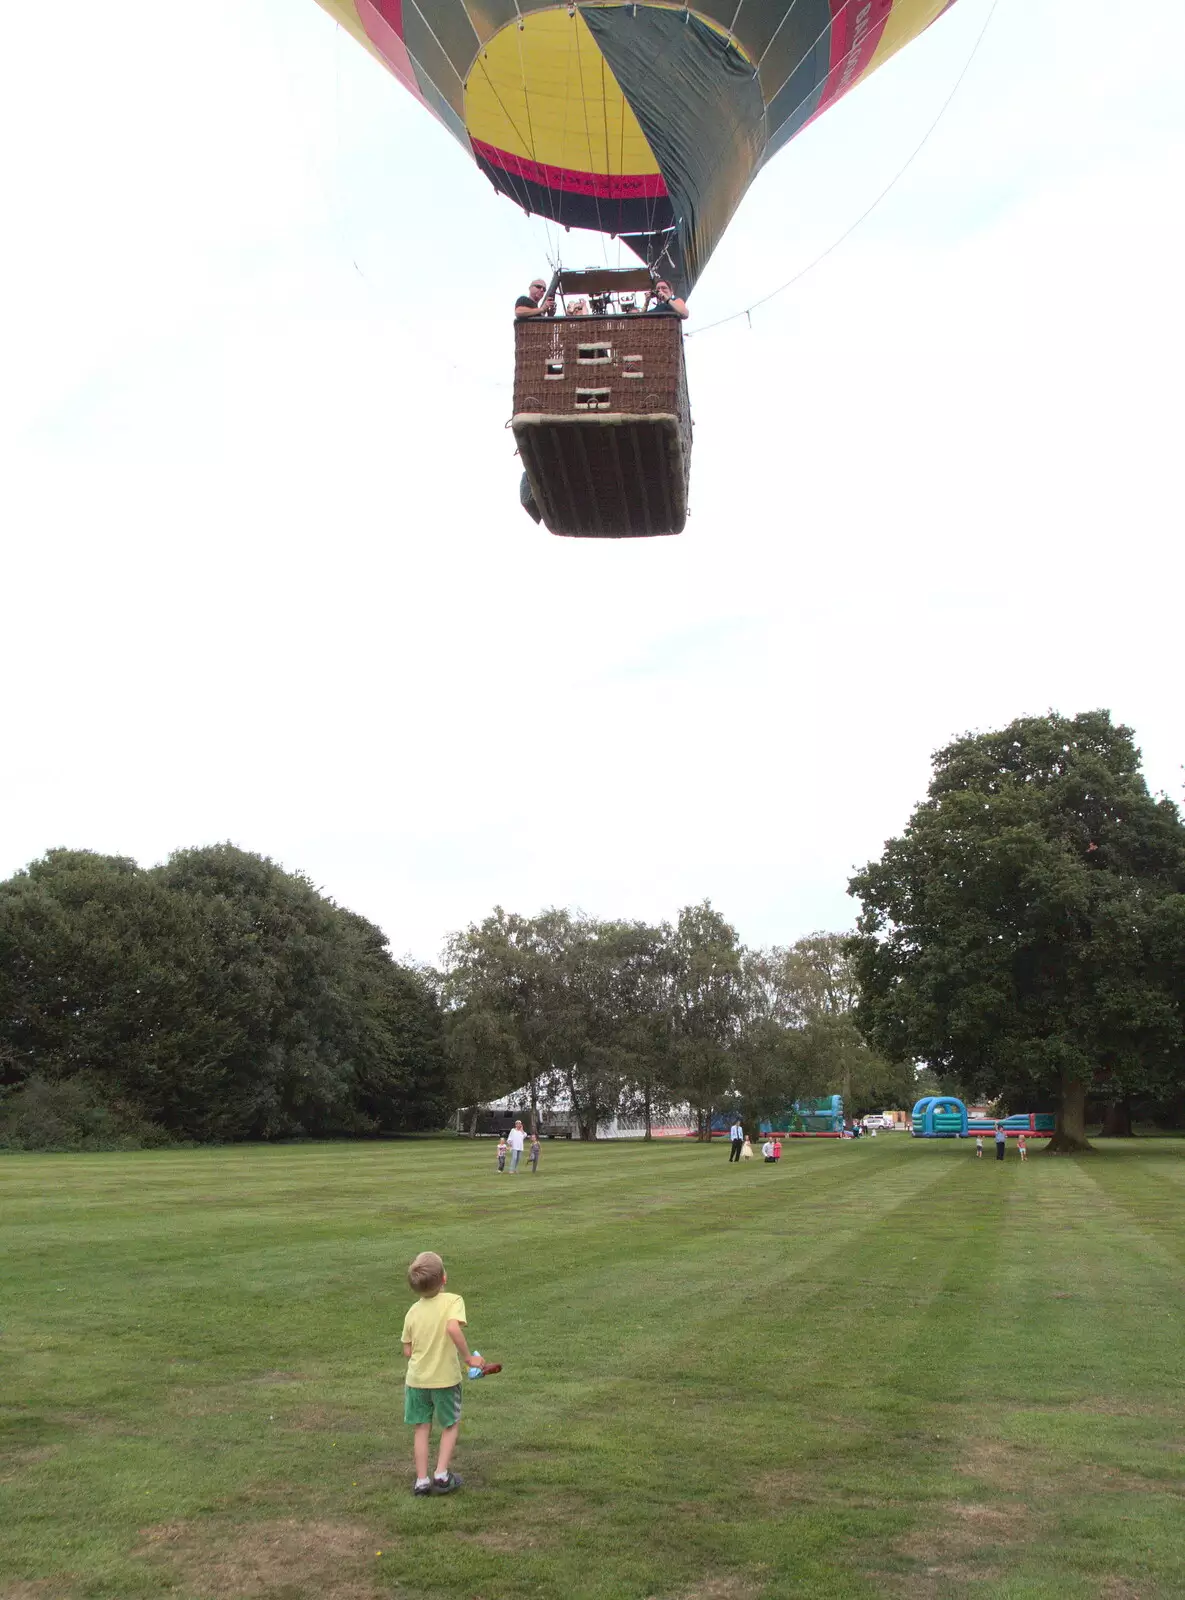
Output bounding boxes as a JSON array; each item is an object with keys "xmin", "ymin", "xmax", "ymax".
[
  {"xmin": 976, "ymin": 1126, "xmax": 1028, "ymax": 1161},
  {"xmin": 727, "ymin": 1119, "xmax": 782, "ymax": 1164},
  {"xmin": 495, "ymin": 1119, "xmax": 540, "ymax": 1174}
]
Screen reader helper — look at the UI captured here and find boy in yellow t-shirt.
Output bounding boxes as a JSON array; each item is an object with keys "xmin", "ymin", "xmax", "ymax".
[{"xmin": 401, "ymin": 1251, "xmax": 488, "ymax": 1496}]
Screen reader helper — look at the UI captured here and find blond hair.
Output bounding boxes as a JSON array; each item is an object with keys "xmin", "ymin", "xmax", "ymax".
[{"xmin": 407, "ymin": 1251, "xmax": 445, "ymax": 1295}]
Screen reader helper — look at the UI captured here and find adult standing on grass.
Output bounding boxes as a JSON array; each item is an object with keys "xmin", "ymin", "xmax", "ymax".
[
  {"xmin": 728, "ymin": 1117, "xmax": 744, "ymax": 1162},
  {"xmin": 995, "ymin": 1123, "xmax": 1007, "ymax": 1161},
  {"xmin": 506, "ymin": 1120, "xmax": 528, "ymax": 1172}
]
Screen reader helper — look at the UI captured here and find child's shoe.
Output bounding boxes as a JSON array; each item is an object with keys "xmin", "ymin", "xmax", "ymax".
[
  {"xmin": 432, "ymin": 1471, "xmax": 462, "ymax": 1494},
  {"xmin": 413, "ymin": 1478, "xmax": 433, "ymax": 1496}
]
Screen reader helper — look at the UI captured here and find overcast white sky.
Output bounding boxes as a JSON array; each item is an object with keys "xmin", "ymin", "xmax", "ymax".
[{"xmin": 3, "ymin": 0, "xmax": 1183, "ymax": 964}]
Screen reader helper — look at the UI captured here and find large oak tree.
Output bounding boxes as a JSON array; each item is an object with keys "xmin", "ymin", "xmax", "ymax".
[{"xmin": 848, "ymin": 712, "xmax": 1185, "ymax": 1151}]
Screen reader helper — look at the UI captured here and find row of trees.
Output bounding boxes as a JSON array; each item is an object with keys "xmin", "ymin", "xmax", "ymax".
[
  {"xmin": 0, "ymin": 844, "xmax": 913, "ymax": 1149},
  {"xmin": 441, "ymin": 712, "xmax": 1185, "ymax": 1153},
  {"xmin": 0, "ymin": 846, "xmax": 448, "ymax": 1146},
  {"xmin": 442, "ymin": 906, "xmax": 920, "ymax": 1139},
  {"xmin": 3, "ymin": 712, "xmax": 1181, "ymax": 1153}
]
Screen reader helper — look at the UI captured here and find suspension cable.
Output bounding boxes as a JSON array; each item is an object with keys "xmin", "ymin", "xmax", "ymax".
[{"xmin": 688, "ymin": 0, "xmax": 1001, "ymax": 340}]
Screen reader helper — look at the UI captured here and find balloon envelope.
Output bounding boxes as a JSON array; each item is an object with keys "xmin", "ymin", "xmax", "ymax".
[{"xmin": 316, "ymin": 0, "xmax": 959, "ymax": 292}]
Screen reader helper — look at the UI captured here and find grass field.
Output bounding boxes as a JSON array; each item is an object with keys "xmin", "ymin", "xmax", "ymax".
[{"xmin": 2, "ymin": 1136, "xmax": 1184, "ymax": 1600}]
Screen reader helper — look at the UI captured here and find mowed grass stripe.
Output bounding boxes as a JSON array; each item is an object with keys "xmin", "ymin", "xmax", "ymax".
[
  {"xmin": 1084, "ymin": 1145, "xmax": 1185, "ymax": 1278},
  {"xmin": 902, "ymin": 1147, "xmax": 1185, "ymax": 1599}
]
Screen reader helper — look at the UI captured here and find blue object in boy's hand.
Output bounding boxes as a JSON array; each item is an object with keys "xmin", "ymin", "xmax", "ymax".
[{"xmin": 467, "ymin": 1352, "xmax": 485, "ymax": 1379}]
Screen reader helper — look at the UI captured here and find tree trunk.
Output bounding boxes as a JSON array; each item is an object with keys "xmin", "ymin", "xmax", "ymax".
[
  {"xmin": 643, "ymin": 1085, "xmax": 652, "ymax": 1141},
  {"xmin": 526, "ymin": 1068, "xmax": 540, "ymax": 1138},
  {"xmin": 1044, "ymin": 1072, "xmax": 1094, "ymax": 1153},
  {"xmin": 564, "ymin": 1068, "xmax": 593, "ymax": 1140},
  {"xmin": 467, "ymin": 1106, "xmax": 480, "ymax": 1136},
  {"xmin": 1098, "ymin": 1098, "xmax": 1133, "ymax": 1138}
]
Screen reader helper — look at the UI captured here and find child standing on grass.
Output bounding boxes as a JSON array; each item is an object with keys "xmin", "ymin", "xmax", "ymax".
[
  {"xmin": 496, "ymin": 1138, "xmax": 507, "ymax": 1172},
  {"xmin": 529, "ymin": 1135, "xmax": 541, "ymax": 1173},
  {"xmin": 975, "ymin": 1136, "xmax": 984, "ymax": 1158},
  {"xmin": 1017, "ymin": 1133, "xmax": 1027, "ymax": 1161},
  {"xmin": 401, "ymin": 1251, "xmax": 488, "ymax": 1497}
]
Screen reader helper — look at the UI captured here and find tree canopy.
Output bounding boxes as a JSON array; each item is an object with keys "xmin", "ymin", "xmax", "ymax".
[
  {"xmin": 0, "ymin": 845, "xmax": 449, "ymax": 1147},
  {"xmin": 2, "ymin": 843, "xmax": 899, "ymax": 1149},
  {"xmin": 848, "ymin": 711, "xmax": 1185, "ymax": 1151},
  {"xmin": 442, "ymin": 907, "xmax": 906, "ymax": 1136}
]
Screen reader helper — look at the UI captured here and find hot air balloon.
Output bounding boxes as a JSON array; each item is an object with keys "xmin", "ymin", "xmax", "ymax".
[{"xmin": 316, "ymin": 0, "xmax": 960, "ymax": 534}]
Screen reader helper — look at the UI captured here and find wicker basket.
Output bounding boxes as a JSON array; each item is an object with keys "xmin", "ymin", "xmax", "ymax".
[{"xmin": 512, "ymin": 314, "xmax": 692, "ymax": 537}]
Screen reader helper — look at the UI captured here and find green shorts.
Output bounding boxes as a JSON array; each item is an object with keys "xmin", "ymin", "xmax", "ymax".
[{"xmin": 404, "ymin": 1384, "xmax": 462, "ymax": 1428}]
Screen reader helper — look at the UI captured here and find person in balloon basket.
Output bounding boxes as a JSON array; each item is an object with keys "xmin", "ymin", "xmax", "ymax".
[
  {"xmin": 515, "ymin": 277, "xmax": 555, "ymax": 319},
  {"xmin": 646, "ymin": 280, "xmax": 689, "ymax": 320},
  {"xmin": 402, "ymin": 1251, "xmax": 489, "ymax": 1496}
]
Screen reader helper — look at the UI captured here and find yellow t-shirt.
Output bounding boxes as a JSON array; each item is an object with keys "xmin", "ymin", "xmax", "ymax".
[{"xmin": 401, "ymin": 1292, "xmax": 467, "ymax": 1389}]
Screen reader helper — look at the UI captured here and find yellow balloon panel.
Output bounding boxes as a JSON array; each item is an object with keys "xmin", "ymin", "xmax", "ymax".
[
  {"xmin": 867, "ymin": 0, "xmax": 957, "ymax": 77},
  {"xmin": 313, "ymin": 0, "xmax": 385, "ymax": 73},
  {"xmin": 465, "ymin": 10, "xmax": 660, "ymax": 177}
]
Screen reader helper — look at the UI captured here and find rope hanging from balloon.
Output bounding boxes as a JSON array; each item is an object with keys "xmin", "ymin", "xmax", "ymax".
[{"xmin": 687, "ymin": 0, "xmax": 1002, "ymax": 340}]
